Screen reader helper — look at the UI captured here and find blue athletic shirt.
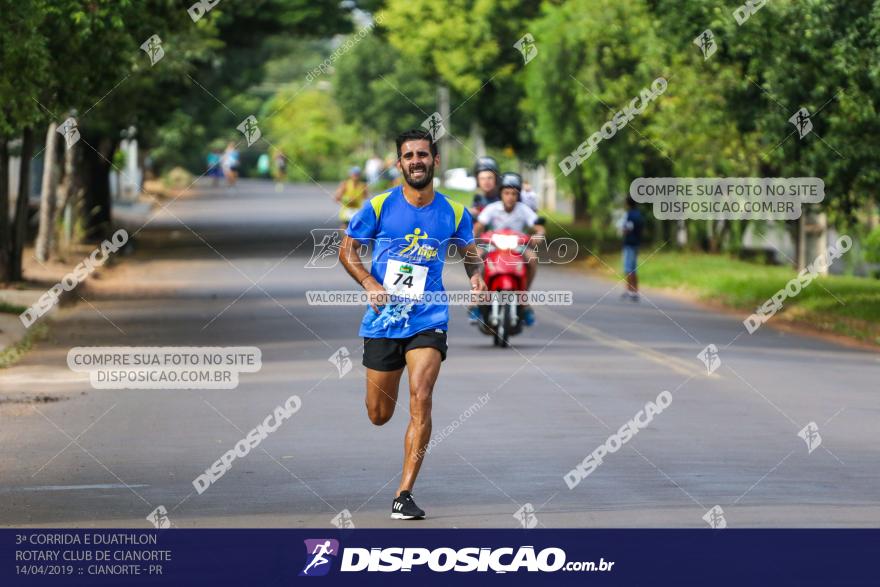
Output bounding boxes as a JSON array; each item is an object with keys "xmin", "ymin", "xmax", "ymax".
[{"xmin": 345, "ymin": 186, "xmax": 475, "ymax": 339}]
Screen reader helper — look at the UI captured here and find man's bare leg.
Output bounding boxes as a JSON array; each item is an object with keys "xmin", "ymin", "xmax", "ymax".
[
  {"xmin": 365, "ymin": 368, "xmax": 404, "ymax": 426},
  {"xmin": 397, "ymin": 347, "xmax": 442, "ymax": 496}
]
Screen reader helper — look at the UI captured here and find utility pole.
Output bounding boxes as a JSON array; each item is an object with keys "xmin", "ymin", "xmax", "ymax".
[{"xmin": 437, "ymin": 85, "xmax": 450, "ymax": 182}]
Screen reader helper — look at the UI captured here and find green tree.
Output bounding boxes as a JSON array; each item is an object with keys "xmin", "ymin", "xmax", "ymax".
[
  {"xmin": 0, "ymin": 0, "xmax": 49, "ymax": 280},
  {"xmin": 334, "ymin": 32, "xmax": 437, "ymax": 143},
  {"xmin": 382, "ymin": 0, "xmax": 542, "ymax": 156},
  {"xmin": 525, "ymin": 0, "xmax": 665, "ymax": 223},
  {"xmin": 264, "ymin": 88, "xmax": 359, "ymax": 181}
]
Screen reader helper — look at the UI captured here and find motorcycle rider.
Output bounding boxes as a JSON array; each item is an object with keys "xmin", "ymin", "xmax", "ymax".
[
  {"xmin": 470, "ymin": 156, "xmax": 501, "ymax": 218},
  {"xmin": 471, "ymin": 172, "xmax": 545, "ymax": 326}
]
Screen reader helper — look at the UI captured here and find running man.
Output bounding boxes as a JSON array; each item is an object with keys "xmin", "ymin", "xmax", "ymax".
[{"xmin": 339, "ymin": 129, "xmax": 487, "ymax": 520}]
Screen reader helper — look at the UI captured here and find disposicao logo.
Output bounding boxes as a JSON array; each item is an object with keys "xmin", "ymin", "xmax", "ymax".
[{"xmin": 300, "ymin": 539, "xmax": 340, "ymax": 577}]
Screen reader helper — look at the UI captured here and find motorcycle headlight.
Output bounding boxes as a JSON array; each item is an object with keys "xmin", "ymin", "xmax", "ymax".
[{"xmin": 491, "ymin": 234, "xmax": 519, "ymax": 250}]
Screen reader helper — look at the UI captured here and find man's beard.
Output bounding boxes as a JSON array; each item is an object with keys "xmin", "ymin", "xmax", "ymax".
[{"xmin": 402, "ymin": 161, "xmax": 435, "ymax": 189}]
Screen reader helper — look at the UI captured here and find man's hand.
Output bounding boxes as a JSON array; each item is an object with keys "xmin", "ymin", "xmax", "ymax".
[
  {"xmin": 470, "ymin": 273, "xmax": 488, "ymax": 305},
  {"xmin": 362, "ymin": 277, "xmax": 387, "ymax": 314}
]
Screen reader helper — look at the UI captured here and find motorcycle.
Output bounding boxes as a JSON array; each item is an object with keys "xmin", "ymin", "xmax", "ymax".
[{"xmin": 475, "ymin": 229, "xmax": 530, "ymax": 348}]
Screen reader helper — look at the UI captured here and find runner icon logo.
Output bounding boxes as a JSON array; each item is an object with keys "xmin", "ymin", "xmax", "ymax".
[
  {"xmin": 789, "ymin": 107, "xmax": 813, "ymax": 139},
  {"xmin": 140, "ymin": 35, "xmax": 165, "ymax": 66},
  {"xmin": 306, "ymin": 229, "xmax": 343, "ymax": 269},
  {"xmin": 57, "ymin": 117, "xmax": 80, "ymax": 150},
  {"xmin": 697, "ymin": 344, "xmax": 721, "ymax": 375},
  {"xmin": 329, "ymin": 347, "xmax": 353, "ymax": 378},
  {"xmin": 693, "ymin": 30, "xmax": 716, "ymax": 60},
  {"xmin": 146, "ymin": 505, "xmax": 172, "ymax": 529},
  {"xmin": 331, "ymin": 509, "xmax": 355, "ymax": 529},
  {"xmin": 514, "ymin": 503, "xmax": 539, "ymax": 529},
  {"xmin": 237, "ymin": 115, "xmax": 262, "ymax": 147},
  {"xmin": 514, "ymin": 33, "xmax": 538, "ymax": 65},
  {"xmin": 798, "ymin": 422, "xmax": 822, "ymax": 454},
  {"xmin": 300, "ymin": 539, "xmax": 340, "ymax": 577},
  {"xmin": 703, "ymin": 505, "xmax": 727, "ymax": 529}
]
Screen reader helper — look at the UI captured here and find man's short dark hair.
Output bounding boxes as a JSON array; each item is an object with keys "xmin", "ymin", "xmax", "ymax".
[
  {"xmin": 395, "ymin": 129, "xmax": 438, "ymax": 159},
  {"xmin": 626, "ymin": 195, "xmax": 637, "ymax": 208}
]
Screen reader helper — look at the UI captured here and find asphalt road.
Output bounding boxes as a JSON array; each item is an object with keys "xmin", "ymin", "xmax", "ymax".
[{"xmin": 1, "ymin": 179, "xmax": 877, "ymax": 529}]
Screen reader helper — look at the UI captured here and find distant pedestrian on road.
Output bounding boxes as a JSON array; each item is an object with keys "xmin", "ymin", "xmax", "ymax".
[
  {"xmin": 621, "ymin": 196, "xmax": 644, "ymax": 301},
  {"xmin": 334, "ymin": 167, "xmax": 368, "ymax": 228},
  {"xmin": 364, "ymin": 155, "xmax": 384, "ymax": 185},
  {"xmin": 257, "ymin": 153, "xmax": 271, "ymax": 177},
  {"xmin": 273, "ymin": 149, "xmax": 288, "ymax": 192},
  {"xmin": 206, "ymin": 149, "xmax": 223, "ymax": 187},
  {"xmin": 221, "ymin": 142, "xmax": 240, "ymax": 186}
]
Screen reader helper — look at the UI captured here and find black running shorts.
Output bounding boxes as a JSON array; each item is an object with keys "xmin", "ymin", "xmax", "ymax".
[{"xmin": 362, "ymin": 329, "xmax": 448, "ymax": 371}]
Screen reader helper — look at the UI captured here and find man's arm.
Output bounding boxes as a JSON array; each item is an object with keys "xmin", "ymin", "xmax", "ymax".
[
  {"xmin": 520, "ymin": 205, "xmax": 545, "ymax": 241},
  {"xmin": 339, "ymin": 235, "xmax": 386, "ymax": 313},
  {"xmin": 460, "ymin": 242, "xmax": 487, "ymax": 295}
]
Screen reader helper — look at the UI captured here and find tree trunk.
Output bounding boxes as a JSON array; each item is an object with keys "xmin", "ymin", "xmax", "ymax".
[
  {"xmin": 707, "ymin": 219, "xmax": 727, "ymax": 253},
  {"xmin": 572, "ymin": 171, "xmax": 589, "ymax": 224},
  {"xmin": 867, "ymin": 194, "xmax": 878, "ymax": 231},
  {"xmin": 471, "ymin": 121, "xmax": 486, "ymax": 158},
  {"xmin": 10, "ymin": 128, "xmax": 35, "ymax": 281},
  {"xmin": 676, "ymin": 219, "xmax": 688, "ymax": 248},
  {"xmin": 436, "ymin": 85, "xmax": 450, "ymax": 182},
  {"xmin": 54, "ymin": 137, "xmax": 79, "ymax": 255},
  {"xmin": 0, "ymin": 138, "xmax": 9, "ymax": 280},
  {"xmin": 80, "ymin": 134, "xmax": 115, "ymax": 241},
  {"xmin": 36, "ymin": 122, "xmax": 59, "ymax": 262}
]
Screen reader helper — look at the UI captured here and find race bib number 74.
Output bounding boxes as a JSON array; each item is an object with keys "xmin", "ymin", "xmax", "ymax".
[{"xmin": 383, "ymin": 259, "xmax": 428, "ymax": 300}]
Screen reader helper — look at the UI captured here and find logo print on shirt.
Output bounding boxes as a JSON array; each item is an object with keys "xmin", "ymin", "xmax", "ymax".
[
  {"xmin": 371, "ymin": 302, "xmax": 414, "ymax": 329},
  {"xmin": 400, "ymin": 228, "xmax": 437, "ymax": 261}
]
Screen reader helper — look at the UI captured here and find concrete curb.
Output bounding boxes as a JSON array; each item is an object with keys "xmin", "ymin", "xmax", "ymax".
[{"xmin": 0, "ymin": 312, "xmax": 26, "ymax": 355}]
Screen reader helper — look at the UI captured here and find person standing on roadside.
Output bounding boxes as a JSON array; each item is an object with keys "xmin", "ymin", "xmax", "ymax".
[
  {"xmin": 621, "ymin": 196, "xmax": 644, "ymax": 301},
  {"xmin": 221, "ymin": 142, "xmax": 240, "ymax": 186},
  {"xmin": 273, "ymin": 149, "xmax": 288, "ymax": 191}
]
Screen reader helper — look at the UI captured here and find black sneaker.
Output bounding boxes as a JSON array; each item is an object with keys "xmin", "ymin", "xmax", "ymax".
[{"xmin": 391, "ymin": 491, "xmax": 425, "ymax": 520}]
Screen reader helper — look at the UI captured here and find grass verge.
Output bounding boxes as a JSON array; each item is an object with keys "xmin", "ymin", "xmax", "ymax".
[
  {"xmin": 0, "ymin": 322, "xmax": 48, "ymax": 369},
  {"xmin": 594, "ymin": 251, "xmax": 880, "ymax": 346},
  {"xmin": 0, "ymin": 302, "xmax": 27, "ymax": 315}
]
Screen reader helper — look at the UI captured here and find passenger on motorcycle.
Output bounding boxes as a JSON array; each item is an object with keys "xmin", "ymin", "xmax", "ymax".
[
  {"xmin": 470, "ymin": 172, "xmax": 545, "ymax": 326},
  {"xmin": 470, "ymin": 156, "xmax": 501, "ymax": 218}
]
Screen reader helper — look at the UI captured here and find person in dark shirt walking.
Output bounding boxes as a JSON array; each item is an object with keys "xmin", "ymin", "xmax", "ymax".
[{"xmin": 621, "ymin": 196, "xmax": 644, "ymax": 301}]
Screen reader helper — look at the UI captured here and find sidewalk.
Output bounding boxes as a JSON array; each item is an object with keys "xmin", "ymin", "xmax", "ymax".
[{"xmin": 0, "ymin": 196, "xmax": 155, "ymax": 366}]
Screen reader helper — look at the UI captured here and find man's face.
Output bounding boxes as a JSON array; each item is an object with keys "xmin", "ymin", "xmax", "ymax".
[
  {"xmin": 397, "ymin": 140, "xmax": 437, "ymax": 190},
  {"xmin": 501, "ymin": 187, "xmax": 519, "ymax": 210},
  {"xmin": 477, "ymin": 171, "xmax": 497, "ymax": 194}
]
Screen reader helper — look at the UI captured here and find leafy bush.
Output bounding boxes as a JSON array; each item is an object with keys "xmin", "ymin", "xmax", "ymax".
[{"xmin": 865, "ymin": 227, "xmax": 880, "ymax": 264}]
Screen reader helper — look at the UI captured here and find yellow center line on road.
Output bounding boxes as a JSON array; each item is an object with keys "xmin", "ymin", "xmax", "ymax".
[{"xmin": 539, "ymin": 307, "xmax": 712, "ymax": 379}]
